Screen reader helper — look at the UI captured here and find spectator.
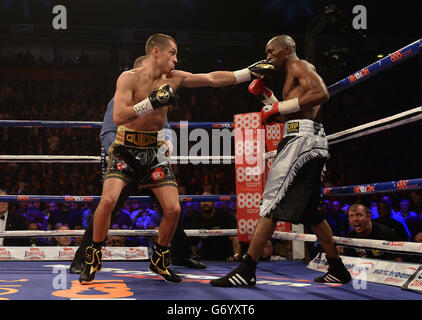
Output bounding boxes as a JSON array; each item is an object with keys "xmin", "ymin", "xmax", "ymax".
[
  {"xmin": 47, "ymin": 128, "xmax": 60, "ymax": 155},
  {"xmin": 73, "ymin": 225, "xmax": 84, "ymax": 247},
  {"xmin": 397, "ymin": 198, "xmax": 418, "ymax": 220},
  {"xmin": 43, "ymin": 202, "xmax": 59, "ymax": 226},
  {"xmin": 0, "ymin": 188, "xmax": 29, "ymax": 246},
  {"xmin": 325, "ymin": 200, "xmax": 349, "ymax": 236},
  {"xmin": 48, "ymin": 202, "xmax": 82, "ymax": 229},
  {"xmin": 372, "ymin": 200, "xmax": 410, "ymax": 241},
  {"xmin": 369, "ymin": 201, "xmax": 379, "ymax": 218},
  {"xmin": 115, "ymin": 224, "xmax": 139, "ymax": 247},
  {"xmin": 129, "ymin": 202, "xmax": 142, "ymax": 223},
  {"xmin": 338, "ymin": 203, "xmax": 403, "ymax": 261},
  {"xmin": 182, "ymin": 202, "xmax": 197, "ymax": 226},
  {"xmin": 416, "ymin": 232, "xmax": 422, "ymax": 242},
  {"xmin": 106, "ymin": 235, "xmax": 126, "ymax": 247},
  {"xmin": 113, "ymin": 206, "xmax": 132, "ymax": 228},
  {"xmin": 188, "ymin": 192, "xmax": 241, "ymax": 261},
  {"xmin": 106, "ymin": 224, "xmax": 126, "ymax": 247},
  {"xmin": 54, "ymin": 224, "xmax": 74, "ymax": 246},
  {"xmin": 27, "ymin": 222, "xmax": 51, "ymax": 246},
  {"xmin": 405, "ymin": 215, "xmax": 422, "ymax": 242},
  {"xmin": 133, "ymin": 207, "xmax": 160, "ymax": 249},
  {"xmin": 118, "ymin": 202, "xmax": 132, "ymax": 222},
  {"xmin": 370, "ymin": 196, "xmax": 396, "ymax": 219},
  {"xmin": 134, "ymin": 207, "xmax": 160, "ymax": 231},
  {"xmin": 320, "ymin": 199, "xmax": 331, "ymax": 218},
  {"xmin": 80, "ymin": 203, "xmax": 93, "ymax": 229},
  {"xmin": 16, "ymin": 201, "xmax": 29, "ymax": 217},
  {"xmin": 408, "ymin": 190, "xmax": 422, "ymax": 216},
  {"xmin": 24, "ymin": 201, "xmax": 47, "ymax": 229},
  {"xmin": 386, "ymin": 198, "xmax": 413, "ymax": 236}
]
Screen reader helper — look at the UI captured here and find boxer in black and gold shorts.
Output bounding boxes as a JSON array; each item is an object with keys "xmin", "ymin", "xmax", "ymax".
[{"xmin": 105, "ymin": 126, "xmax": 177, "ymax": 189}]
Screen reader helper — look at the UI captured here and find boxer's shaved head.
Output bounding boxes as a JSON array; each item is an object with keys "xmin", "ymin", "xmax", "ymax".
[
  {"xmin": 267, "ymin": 35, "xmax": 296, "ymax": 52},
  {"xmin": 145, "ymin": 34, "xmax": 177, "ymax": 56}
]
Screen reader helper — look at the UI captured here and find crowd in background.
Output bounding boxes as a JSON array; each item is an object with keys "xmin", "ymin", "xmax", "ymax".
[{"xmin": 1, "ymin": 49, "xmax": 421, "ymax": 261}]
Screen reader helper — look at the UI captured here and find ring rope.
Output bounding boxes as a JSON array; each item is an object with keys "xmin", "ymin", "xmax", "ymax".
[
  {"xmin": 0, "ymin": 120, "xmax": 234, "ymax": 130},
  {"xmin": 327, "ymin": 38, "xmax": 422, "ymax": 96},
  {"xmin": 0, "ymin": 178, "xmax": 421, "ymax": 204},
  {"xmin": 0, "ymin": 229, "xmax": 237, "ymax": 238},
  {"xmin": 323, "ymin": 177, "xmax": 422, "ymax": 196},
  {"xmin": 0, "ymin": 155, "xmax": 235, "ymax": 163},
  {"xmin": 1, "ymin": 229, "xmax": 421, "ymax": 255},
  {"xmin": 1, "ymin": 106, "xmax": 420, "ymax": 164},
  {"xmin": 326, "ymin": 106, "xmax": 422, "ymax": 145},
  {"xmin": 0, "ymin": 194, "xmax": 236, "ymax": 203}
]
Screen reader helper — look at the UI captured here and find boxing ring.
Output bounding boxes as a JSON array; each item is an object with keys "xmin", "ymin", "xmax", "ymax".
[
  {"xmin": 1, "ymin": 38, "xmax": 422, "ymax": 301},
  {"xmin": 0, "ymin": 260, "xmax": 420, "ymax": 301}
]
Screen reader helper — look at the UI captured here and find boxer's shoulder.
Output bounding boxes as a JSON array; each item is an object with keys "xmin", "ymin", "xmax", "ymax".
[{"xmin": 162, "ymin": 70, "xmax": 189, "ymax": 90}]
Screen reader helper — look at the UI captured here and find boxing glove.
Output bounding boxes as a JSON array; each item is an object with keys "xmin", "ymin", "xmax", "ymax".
[
  {"xmin": 248, "ymin": 59, "xmax": 276, "ymax": 78},
  {"xmin": 261, "ymin": 98, "xmax": 301, "ymax": 123},
  {"xmin": 133, "ymin": 84, "xmax": 175, "ymax": 118},
  {"xmin": 233, "ymin": 60, "xmax": 276, "ymax": 84},
  {"xmin": 248, "ymin": 78, "xmax": 278, "ymax": 105}
]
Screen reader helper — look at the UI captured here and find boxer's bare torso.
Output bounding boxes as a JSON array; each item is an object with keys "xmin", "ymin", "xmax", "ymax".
[
  {"xmin": 118, "ymin": 68, "xmax": 186, "ymax": 131},
  {"xmin": 280, "ymin": 60, "xmax": 322, "ymax": 123},
  {"xmin": 264, "ymin": 36, "xmax": 328, "ymax": 124}
]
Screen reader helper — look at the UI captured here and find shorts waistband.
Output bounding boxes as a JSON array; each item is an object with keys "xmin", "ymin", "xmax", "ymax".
[
  {"xmin": 115, "ymin": 126, "xmax": 165, "ymax": 148},
  {"xmin": 283, "ymin": 119, "xmax": 325, "ymax": 138}
]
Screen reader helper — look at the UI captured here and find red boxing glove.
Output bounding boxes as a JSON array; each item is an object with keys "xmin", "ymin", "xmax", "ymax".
[
  {"xmin": 248, "ymin": 79, "xmax": 278, "ymax": 105},
  {"xmin": 261, "ymin": 98, "xmax": 301, "ymax": 123},
  {"xmin": 261, "ymin": 103, "xmax": 280, "ymax": 123}
]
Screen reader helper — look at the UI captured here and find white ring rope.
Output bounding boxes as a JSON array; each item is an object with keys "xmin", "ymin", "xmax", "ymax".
[
  {"xmin": 1, "ymin": 106, "xmax": 420, "ymax": 163},
  {"xmin": 0, "ymin": 155, "xmax": 235, "ymax": 163},
  {"xmin": 326, "ymin": 106, "xmax": 422, "ymax": 145},
  {"xmin": 1, "ymin": 229, "xmax": 421, "ymax": 254},
  {"xmin": 272, "ymin": 232, "xmax": 422, "ymax": 254}
]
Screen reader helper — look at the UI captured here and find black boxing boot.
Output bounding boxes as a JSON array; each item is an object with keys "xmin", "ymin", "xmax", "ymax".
[
  {"xmin": 70, "ymin": 220, "xmax": 94, "ymax": 274},
  {"xmin": 210, "ymin": 254, "xmax": 257, "ymax": 287},
  {"xmin": 314, "ymin": 257, "xmax": 352, "ymax": 284},
  {"xmin": 79, "ymin": 242, "xmax": 103, "ymax": 284},
  {"xmin": 69, "ymin": 252, "xmax": 85, "ymax": 274},
  {"xmin": 149, "ymin": 243, "xmax": 182, "ymax": 283}
]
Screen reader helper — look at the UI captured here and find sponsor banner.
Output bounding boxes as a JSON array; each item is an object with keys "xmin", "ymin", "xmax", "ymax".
[
  {"xmin": 276, "ymin": 221, "xmax": 291, "ymax": 233},
  {"xmin": 234, "ymin": 113, "xmax": 265, "ymax": 242},
  {"xmin": 402, "ymin": 266, "xmax": 422, "ymax": 293},
  {"xmin": 0, "ymin": 246, "xmax": 148, "ymax": 261},
  {"xmin": 308, "ymin": 253, "xmax": 421, "ymax": 288}
]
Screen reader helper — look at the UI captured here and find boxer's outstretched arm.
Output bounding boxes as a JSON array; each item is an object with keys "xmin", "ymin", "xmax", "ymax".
[{"xmin": 178, "ymin": 70, "xmax": 237, "ymax": 88}]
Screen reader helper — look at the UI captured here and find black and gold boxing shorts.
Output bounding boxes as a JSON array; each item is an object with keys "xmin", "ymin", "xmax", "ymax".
[{"xmin": 104, "ymin": 126, "xmax": 177, "ymax": 189}]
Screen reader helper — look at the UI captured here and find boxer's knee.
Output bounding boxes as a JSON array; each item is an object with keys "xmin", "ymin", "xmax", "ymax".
[
  {"xmin": 99, "ymin": 194, "xmax": 118, "ymax": 212},
  {"xmin": 164, "ymin": 203, "xmax": 181, "ymax": 222}
]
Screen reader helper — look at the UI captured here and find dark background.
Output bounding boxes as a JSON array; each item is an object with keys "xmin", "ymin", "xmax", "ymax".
[{"xmin": 0, "ymin": 0, "xmax": 421, "ymax": 200}]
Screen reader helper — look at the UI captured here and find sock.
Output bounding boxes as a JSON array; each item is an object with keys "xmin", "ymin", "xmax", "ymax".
[
  {"xmin": 327, "ymin": 257, "xmax": 342, "ymax": 267},
  {"xmin": 242, "ymin": 254, "xmax": 257, "ymax": 271}
]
